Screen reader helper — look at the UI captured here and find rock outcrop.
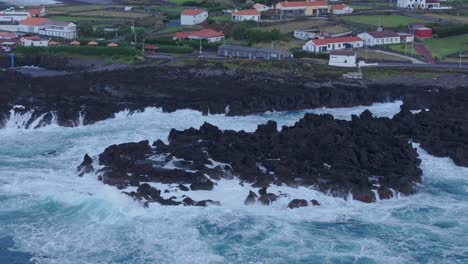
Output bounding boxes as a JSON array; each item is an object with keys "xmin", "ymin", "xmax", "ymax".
[{"xmin": 87, "ymin": 110, "xmax": 425, "ymax": 204}]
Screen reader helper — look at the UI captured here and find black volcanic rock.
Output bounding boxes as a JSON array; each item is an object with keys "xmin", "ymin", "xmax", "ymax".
[
  {"xmin": 90, "ymin": 111, "xmax": 426, "ymax": 204},
  {"xmin": 244, "ymin": 191, "xmax": 257, "ymax": 205},
  {"xmin": 288, "ymin": 199, "xmax": 308, "ymax": 209},
  {"xmin": 77, "ymin": 154, "xmax": 94, "ymax": 177}
]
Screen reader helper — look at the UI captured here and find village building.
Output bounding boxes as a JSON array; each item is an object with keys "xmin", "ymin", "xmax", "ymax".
[
  {"xmin": 253, "ymin": 3, "xmax": 271, "ymax": 12},
  {"xmin": 397, "ymin": 0, "xmax": 440, "ymax": 9},
  {"xmin": 0, "ymin": 39, "xmax": 17, "ymax": 51},
  {"xmin": 293, "ymin": 28, "xmax": 321, "ymax": 40},
  {"xmin": 180, "ymin": 9, "xmax": 208, "ymax": 26},
  {"xmin": 20, "ymin": 35, "xmax": 49, "ymax": 47},
  {"xmin": 302, "ymin": 36, "xmax": 363, "ymax": 53},
  {"xmin": 18, "ymin": 18, "xmax": 77, "ymax": 39},
  {"xmin": 414, "ymin": 27, "xmax": 432, "ymax": 39},
  {"xmin": 332, "ymin": 4, "xmax": 353, "ymax": 14},
  {"xmin": 0, "ymin": 31, "xmax": 18, "ymax": 40},
  {"xmin": 275, "ymin": 1, "xmax": 329, "ymax": 16},
  {"xmin": 398, "ymin": 33, "xmax": 414, "ymax": 43},
  {"xmin": 0, "ymin": 6, "xmax": 45, "ymax": 23},
  {"xmin": 328, "ymin": 49, "xmax": 356, "ymax": 67},
  {"xmin": 173, "ymin": 29, "xmax": 225, "ymax": 43},
  {"xmin": 218, "ymin": 44, "xmax": 291, "ymax": 60},
  {"xmin": 358, "ymin": 31, "xmax": 402, "ymax": 46},
  {"xmin": 232, "ymin": 9, "xmax": 261, "ymax": 22}
]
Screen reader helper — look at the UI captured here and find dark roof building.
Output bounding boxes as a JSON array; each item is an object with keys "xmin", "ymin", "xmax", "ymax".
[{"xmin": 218, "ymin": 44, "xmax": 291, "ymax": 60}]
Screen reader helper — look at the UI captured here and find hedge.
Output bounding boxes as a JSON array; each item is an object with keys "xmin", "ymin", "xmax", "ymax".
[
  {"xmin": 16, "ymin": 46, "xmax": 138, "ymax": 57},
  {"xmin": 291, "ymin": 48, "xmax": 329, "ymax": 59}
]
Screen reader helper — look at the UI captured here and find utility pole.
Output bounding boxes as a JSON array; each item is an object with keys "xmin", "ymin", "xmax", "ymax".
[
  {"xmin": 460, "ymin": 50, "xmax": 462, "ymax": 69},
  {"xmin": 142, "ymin": 38, "xmax": 145, "ymax": 56},
  {"xmin": 132, "ymin": 19, "xmax": 137, "ymax": 45},
  {"xmin": 199, "ymin": 39, "xmax": 202, "ymax": 56}
]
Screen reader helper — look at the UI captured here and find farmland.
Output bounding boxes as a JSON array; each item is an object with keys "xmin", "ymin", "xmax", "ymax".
[
  {"xmin": 424, "ymin": 34, "xmax": 468, "ymax": 59},
  {"xmin": 342, "ymin": 15, "xmax": 428, "ymax": 28}
]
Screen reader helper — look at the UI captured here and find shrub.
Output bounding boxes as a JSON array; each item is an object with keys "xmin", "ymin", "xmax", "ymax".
[{"xmin": 291, "ymin": 48, "xmax": 328, "ymax": 59}]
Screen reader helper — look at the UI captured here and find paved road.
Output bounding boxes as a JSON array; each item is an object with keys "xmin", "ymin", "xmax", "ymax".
[{"xmin": 373, "ymin": 50, "xmax": 426, "ymax": 64}]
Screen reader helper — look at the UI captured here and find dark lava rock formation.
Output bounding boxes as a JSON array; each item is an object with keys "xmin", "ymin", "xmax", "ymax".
[
  {"xmin": 0, "ymin": 64, "xmax": 457, "ymax": 128},
  {"xmin": 85, "ymin": 110, "xmax": 427, "ymax": 204}
]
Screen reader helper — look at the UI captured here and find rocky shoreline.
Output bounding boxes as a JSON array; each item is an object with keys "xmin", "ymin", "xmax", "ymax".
[
  {"xmin": 1, "ymin": 64, "xmax": 466, "ymax": 207},
  {"xmin": 0, "ymin": 64, "xmax": 464, "ymax": 129},
  {"xmin": 77, "ymin": 87, "xmax": 467, "ymax": 206}
]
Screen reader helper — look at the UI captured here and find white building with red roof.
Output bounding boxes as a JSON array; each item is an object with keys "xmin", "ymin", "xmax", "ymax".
[
  {"xmin": 232, "ymin": 9, "xmax": 261, "ymax": 22},
  {"xmin": 20, "ymin": 35, "xmax": 49, "ymax": 47},
  {"xmin": 18, "ymin": 17, "xmax": 77, "ymax": 39},
  {"xmin": 180, "ymin": 9, "xmax": 208, "ymax": 26},
  {"xmin": 173, "ymin": 29, "xmax": 225, "ymax": 42},
  {"xmin": 302, "ymin": 36, "xmax": 363, "ymax": 52},
  {"xmin": 0, "ymin": 6, "xmax": 45, "ymax": 22},
  {"xmin": 275, "ymin": 1, "xmax": 329, "ymax": 16},
  {"xmin": 332, "ymin": 4, "xmax": 353, "ymax": 14}
]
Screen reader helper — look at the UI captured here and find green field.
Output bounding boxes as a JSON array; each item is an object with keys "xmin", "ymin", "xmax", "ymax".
[
  {"xmin": 48, "ymin": 15, "xmax": 128, "ymax": 22},
  {"xmin": 212, "ymin": 14, "xmax": 231, "ymax": 23},
  {"xmin": 424, "ymin": 34, "xmax": 468, "ymax": 59},
  {"xmin": 159, "ymin": 26, "xmax": 184, "ymax": 33},
  {"xmin": 342, "ymin": 15, "xmax": 428, "ymax": 27}
]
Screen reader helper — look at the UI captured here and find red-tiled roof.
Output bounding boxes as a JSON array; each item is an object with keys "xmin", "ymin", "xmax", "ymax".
[
  {"xmin": 174, "ymin": 32, "xmax": 190, "ymax": 39},
  {"xmin": 48, "ymin": 40, "xmax": 58, "ymax": 45},
  {"xmin": 69, "ymin": 40, "xmax": 80, "ymax": 45},
  {"xmin": 88, "ymin": 41, "xmax": 98, "ymax": 46},
  {"xmin": 107, "ymin": 42, "xmax": 119, "ymax": 47},
  {"xmin": 174, "ymin": 29, "xmax": 225, "ymax": 39},
  {"xmin": 310, "ymin": 36, "xmax": 362, "ymax": 46},
  {"xmin": 333, "ymin": 4, "xmax": 347, "ymax": 10},
  {"xmin": 190, "ymin": 29, "xmax": 224, "ymax": 38},
  {"xmin": 0, "ymin": 32, "xmax": 18, "ymax": 39},
  {"xmin": 181, "ymin": 9, "xmax": 205, "ymax": 16},
  {"xmin": 278, "ymin": 1, "xmax": 328, "ymax": 8},
  {"xmin": 232, "ymin": 9, "xmax": 260, "ymax": 16},
  {"xmin": 23, "ymin": 35, "xmax": 41, "ymax": 40},
  {"xmin": 28, "ymin": 7, "xmax": 43, "ymax": 16},
  {"xmin": 144, "ymin": 45, "xmax": 159, "ymax": 50},
  {"xmin": 19, "ymin": 17, "xmax": 47, "ymax": 26}
]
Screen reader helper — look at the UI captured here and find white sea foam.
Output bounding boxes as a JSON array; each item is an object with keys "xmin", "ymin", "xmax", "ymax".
[{"xmin": 0, "ymin": 101, "xmax": 467, "ymax": 264}]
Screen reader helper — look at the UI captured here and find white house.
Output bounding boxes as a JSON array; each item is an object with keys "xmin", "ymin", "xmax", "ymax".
[
  {"xmin": 303, "ymin": 36, "xmax": 363, "ymax": 53},
  {"xmin": 180, "ymin": 9, "xmax": 208, "ymax": 26},
  {"xmin": 397, "ymin": 0, "xmax": 440, "ymax": 9},
  {"xmin": 20, "ymin": 36, "xmax": 49, "ymax": 46},
  {"xmin": 18, "ymin": 17, "xmax": 77, "ymax": 39},
  {"xmin": 275, "ymin": 1, "xmax": 329, "ymax": 16},
  {"xmin": 173, "ymin": 29, "xmax": 225, "ymax": 43},
  {"xmin": 332, "ymin": 4, "xmax": 353, "ymax": 14},
  {"xmin": 40, "ymin": 20, "xmax": 77, "ymax": 39},
  {"xmin": 293, "ymin": 29, "xmax": 321, "ymax": 40},
  {"xmin": 329, "ymin": 49, "xmax": 356, "ymax": 67},
  {"xmin": 253, "ymin": 3, "xmax": 271, "ymax": 12},
  {"xmin": 0, "ymin": 7, "xmax": 45, "ymax": 22},
  {"xmin": 232, "ymin": 9, "xmax": 261, "ymax": 22},
  {"xmin": 358, "ymin": 31, "xmax": 401, "ymax": 46}
]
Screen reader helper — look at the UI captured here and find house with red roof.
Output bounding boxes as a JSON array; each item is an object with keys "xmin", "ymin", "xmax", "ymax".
[
  {"xmin": 173, "ymin": 29, "xmax": 225, "ymax": 42},
  {"xmin": 232, "ymin": 9, "xmax": 261, "ymax": 22},
  {"xmin": 302, "ymin": 36, "xmax": 363, "ymax": 52},
  {"xmin": 275, "ymin": 1, "xmax": 329, "ymax": 16},
  {"xmin": 18, "ymin": 17, "xmax": 77, "ymax": 39},
  {"xmin": 0, "ymin": 6, "xmax": 45, "ymax": 23},
  {"xmin": 20, "ymin": 35, "xmax": 49, "ymax": 47},
  {"xmin": 180, "ymin": 9, "xmax": 208, "ymax": 25},
  {"xmin": 332, "ymin": 4, "xmax": 353, "ymax": 14}
]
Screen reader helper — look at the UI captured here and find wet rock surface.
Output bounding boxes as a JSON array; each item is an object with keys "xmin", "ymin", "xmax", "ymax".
[
  {"xmin": 0, "ymin": 64, "xmax": 456, "ymax": 128},
  {"xmin": 81, "ymin": 108, "xmax": 447, "ymax": 205}
]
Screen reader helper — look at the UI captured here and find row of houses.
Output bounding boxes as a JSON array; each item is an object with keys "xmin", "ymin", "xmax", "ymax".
[
  {"xmin": 302, "ymin": 29, "xmax": 415, "ymax": 53},
  {"xmin": 396, "ymin": 0, "xmax": 451, "ymax": 9},
  {"xmin": 0, "ymin": 7, "xmax": 77, "ymax": 39},
  {"xmin": 180, "ymin": 1, "xmax": 353, "ymax": 25}
]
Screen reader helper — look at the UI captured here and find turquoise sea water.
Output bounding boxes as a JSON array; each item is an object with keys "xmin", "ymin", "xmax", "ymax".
[{"xmin": 0, "ymin": 102, "xmax": 467, "ymax": 264}]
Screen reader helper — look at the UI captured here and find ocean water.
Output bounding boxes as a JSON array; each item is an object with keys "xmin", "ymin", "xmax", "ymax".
[{"xmin": 0, "ymin": 102, "xmax": 467, "ymax": 264}]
